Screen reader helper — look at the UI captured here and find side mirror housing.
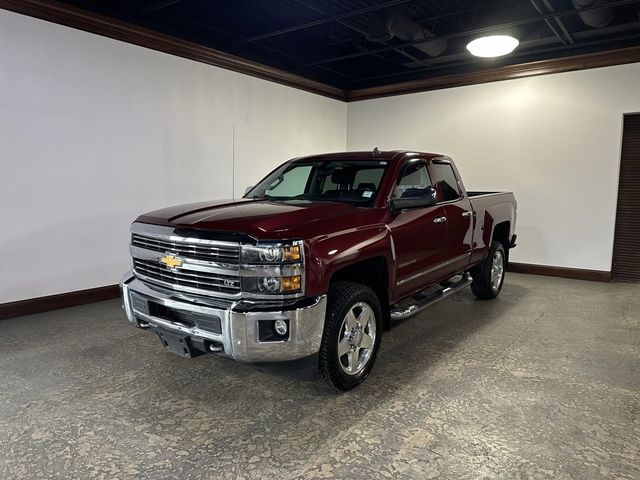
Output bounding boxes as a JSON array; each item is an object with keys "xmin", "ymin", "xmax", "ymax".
[
  {"xmin": 244, "ymin": 185, "xmax": 254, "ymax": 195},
  {"xmin": 390, "ymin": 187, "xmax": 437, "ymax": 213}
]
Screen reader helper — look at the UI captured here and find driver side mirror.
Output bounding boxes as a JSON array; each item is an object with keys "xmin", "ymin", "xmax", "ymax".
[
  {"xmin": 390, "ymin": 187, "xmax": 437, "ymax": 213},
  {"xmin": 244, "ymin": 185, "xmax": 253, "ymax": 195}
]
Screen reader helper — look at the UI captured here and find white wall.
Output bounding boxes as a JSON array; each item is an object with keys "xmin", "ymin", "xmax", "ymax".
[
  {"xmin": 3, "ymin": 9, "xmax": 638, "ymax": 304},
  {"xmin": 0, "ymin": 10, "xmax": 346, "ymax": 303},
  {"xmin": 348, "ymin": 63, "xmax": 640, "ymax": 271}
]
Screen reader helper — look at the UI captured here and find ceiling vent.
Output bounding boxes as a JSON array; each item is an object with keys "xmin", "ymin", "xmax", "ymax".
[
  {"xmin": 572, "ymin": 0, "xmax": 614, "ymax": 28},
  {"xmin": 366, "ymin": 9, "xmax": 447, "ymax": 57}
]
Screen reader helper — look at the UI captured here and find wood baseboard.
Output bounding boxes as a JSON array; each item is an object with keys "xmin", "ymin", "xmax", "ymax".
[
  {"xmin": 0, "ymin": 263, "xmax": 613, "ymax": 321},
  {"xmin": 0, "ymin": 285, "xmax": 120, "ymax": 321},
  {"xmin": 508, "ymin": 262, "xmax": 612, "ymax": 282}
]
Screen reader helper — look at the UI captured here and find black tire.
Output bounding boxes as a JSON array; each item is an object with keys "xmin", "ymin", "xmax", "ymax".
[
  {"xmin": 319, "ymin": 281, "xmax": 382, "ymax": 391},
  {"xmin": 470, "ymin": 241, "xmax": 506, "ymax": 300}
]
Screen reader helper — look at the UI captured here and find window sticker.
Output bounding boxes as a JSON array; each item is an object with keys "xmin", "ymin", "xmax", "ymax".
[{"xmin": 362, "ymin": 191, "xmax": 373, "ymax": 198}]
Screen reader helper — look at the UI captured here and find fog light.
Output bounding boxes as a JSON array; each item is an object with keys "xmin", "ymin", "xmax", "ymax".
[{"xmin": 274, "ymin": 319, "xmax": 288, "ymax": 336}]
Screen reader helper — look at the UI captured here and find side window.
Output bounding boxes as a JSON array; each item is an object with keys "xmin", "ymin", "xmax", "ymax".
[
  {"xmin": 393, "ymin": 161, "xmax": 432, "ymax": 199},
  {"xmin": 433, "ymin": 162, "xmax": 461, "ymax": 201}
]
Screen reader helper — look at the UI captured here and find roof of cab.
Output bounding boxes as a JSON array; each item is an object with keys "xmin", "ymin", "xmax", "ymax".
[{"xmin": 290, "ymin": 150, "xmax": 446, "ymax": 163}]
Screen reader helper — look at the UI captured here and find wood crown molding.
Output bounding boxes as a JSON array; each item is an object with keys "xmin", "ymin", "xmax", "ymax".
[
  {"xmin": 0, "ymin": 285, "xmax": 120, "ymax": 321},
  {"xmin": 1, "ymin": 1, "xmax": 640, "ymax": 101},
  {"xmin": 508, "ymin": 262, "xmax": 612, "ymax": 283},
  {"xmin": 0, "ymin": 0, "xmax": 347, "ymax": 101},
  {"xmin": 347, "ymin": 45, "xmax": 640, "ymax": 101}
]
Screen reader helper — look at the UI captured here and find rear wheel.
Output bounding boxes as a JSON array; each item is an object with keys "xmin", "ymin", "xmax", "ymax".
[
  {"xmin": 319, "ymin": 281, "xmax": 382, "ymax": 391},
  {"xmin": 470, "ymin": 241, "xmax": 506, "ymax": 300}
]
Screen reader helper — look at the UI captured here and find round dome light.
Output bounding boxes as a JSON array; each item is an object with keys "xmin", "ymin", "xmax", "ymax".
[{"xmin": 466, "ymin": 35, "xmax": 519, "ymax": 58}]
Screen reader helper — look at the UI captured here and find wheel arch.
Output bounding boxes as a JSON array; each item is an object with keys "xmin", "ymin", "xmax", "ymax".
[
  {"xmin": 491, "ymin": 221, "xmax": 511, "ymax": 261},
  {"xmin": 329, "ymin": 256, "xmax": 391, "ymax": 331}
]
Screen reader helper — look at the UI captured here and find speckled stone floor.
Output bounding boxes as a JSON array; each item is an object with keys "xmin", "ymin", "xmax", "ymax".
[{"xmin": 0, "ymin": 273, "xmax": 638, "ymax": 479}]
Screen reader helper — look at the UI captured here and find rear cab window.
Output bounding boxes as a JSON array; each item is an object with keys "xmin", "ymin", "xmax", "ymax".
[{"xmin": 432, "ymin": 161, "xmax": 462, "ymax": 202}]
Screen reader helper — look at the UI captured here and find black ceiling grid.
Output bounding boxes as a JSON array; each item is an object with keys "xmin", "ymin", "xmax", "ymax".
[{"xmin": 54, "ymin": 0, "xmax": 640, "ymax": 89}]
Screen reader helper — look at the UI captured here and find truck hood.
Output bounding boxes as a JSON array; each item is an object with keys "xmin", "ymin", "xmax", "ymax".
[{"xmin": 136, "ymin": 198, "xmax": 382, "ymax": 240}]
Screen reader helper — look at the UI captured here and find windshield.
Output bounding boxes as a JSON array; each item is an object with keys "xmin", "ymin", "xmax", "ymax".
[{"xmin": 245, "ymin": 160, "xmax": 389, "ymax": 206}]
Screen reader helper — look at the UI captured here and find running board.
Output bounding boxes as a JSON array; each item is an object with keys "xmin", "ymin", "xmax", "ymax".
[{"xmin": 390, "ymin": 273, "xmax": 473, "ymax": 321}]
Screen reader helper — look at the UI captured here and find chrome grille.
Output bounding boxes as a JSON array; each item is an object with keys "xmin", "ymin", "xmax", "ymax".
[
  {"xmin": 133, "ymin": 259, "xmax": 240, "ymax": 295},
  {"xmin": 131, "ymin": 230, "xmax": 242, "ymax": 297},
  {"xmin": 131, "ymin": 233, "xmax": 240, "ymax": 264}
]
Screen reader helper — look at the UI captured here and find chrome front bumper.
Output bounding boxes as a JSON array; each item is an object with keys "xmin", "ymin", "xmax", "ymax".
[{"xmin": 120, "ymin": 272, "xmax": 327, "ymax": 363}]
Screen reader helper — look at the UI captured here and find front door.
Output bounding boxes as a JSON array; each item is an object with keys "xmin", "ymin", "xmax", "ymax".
[{"xmin": 389, "ymin": 159, "xmax": 449, "ymax": 299}]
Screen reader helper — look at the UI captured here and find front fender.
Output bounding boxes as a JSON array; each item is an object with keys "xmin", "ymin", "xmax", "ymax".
[{"xmin": 303, "ymin": 224, "xmax": 394, "ymax": 297}]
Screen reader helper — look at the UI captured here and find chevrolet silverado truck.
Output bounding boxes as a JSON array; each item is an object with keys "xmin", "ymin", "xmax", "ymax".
[{"xmin": 120, "ymin": 150, "xmax": 517, "ymax": 390}]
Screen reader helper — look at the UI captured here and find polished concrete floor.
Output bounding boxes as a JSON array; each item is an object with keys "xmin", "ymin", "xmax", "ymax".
[{"xmin": 0, "ymin": 273, "xmax": 638, "ymax": 479}]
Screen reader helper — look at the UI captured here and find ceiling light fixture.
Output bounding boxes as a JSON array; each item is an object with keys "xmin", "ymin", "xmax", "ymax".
[{"xmin": 466, "ymin": 35, "xmax": 519, "ymax": 58}]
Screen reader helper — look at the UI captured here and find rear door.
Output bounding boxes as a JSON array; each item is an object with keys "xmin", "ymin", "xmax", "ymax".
[
  {"xmin": 431, "ymin": 159, "xmax": 473, "ymax": 275},
  {"xmin": 388, "ymin": 158, "xmax": 448, "ymax": 299}
]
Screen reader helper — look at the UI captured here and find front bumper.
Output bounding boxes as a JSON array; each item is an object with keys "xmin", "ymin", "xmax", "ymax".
[{"xmin": 119, "ymin": 272, "xmax": 327, "ymax": 363}]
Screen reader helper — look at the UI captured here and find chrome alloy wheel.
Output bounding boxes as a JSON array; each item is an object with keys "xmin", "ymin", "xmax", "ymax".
[
  {"xmin": 337, "ymin": 302, "xmax": 377, "ymax": 375},
  {"xmin": 491, "ymin": 250, "xmax": 505, "ymax": 291}
]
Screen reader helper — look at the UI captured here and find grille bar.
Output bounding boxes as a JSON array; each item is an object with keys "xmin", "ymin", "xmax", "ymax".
[
  {"xmin": 132, "ymin": 233, "xmax": 240, "ymax": 263},
  {"xmin": 133, "ymin": 260, "xmax": 237, "ymax": 284},
  {"xmin": 134, "ymin": 259, "xmax": 240, "ymax": 294}
]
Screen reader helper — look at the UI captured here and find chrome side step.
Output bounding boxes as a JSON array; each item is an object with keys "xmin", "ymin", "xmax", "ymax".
[{"xmin": 390, "ymin": 273, "xmax": 473, "ymax": 321}]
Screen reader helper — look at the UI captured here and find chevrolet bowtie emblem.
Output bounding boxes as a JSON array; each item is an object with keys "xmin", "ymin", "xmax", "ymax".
[{"xmin": 160, "ymin": 255, "xmax": 183, "ymax": 269}]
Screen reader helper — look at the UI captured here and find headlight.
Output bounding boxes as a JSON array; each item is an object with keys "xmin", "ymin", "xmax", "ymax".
[
  {"xmin": 242, "ymin": 274, "xmax": 302, "ymax": 295},
  {"xmin": 240, "ymin": 241, "xmax": 304, "ymax": 296},
  {"xmin": 241, "ymin": 242, "xmax": 302, "ymax": 264}
]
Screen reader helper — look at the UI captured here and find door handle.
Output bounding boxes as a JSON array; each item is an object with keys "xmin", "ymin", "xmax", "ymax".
[
  {"xmin": 462, "ymin": 211, "xmax": 473, "ymax": 217},
  {"xmin": 433, "ymin": 216, "xmax": 447, "ymax": 224}
]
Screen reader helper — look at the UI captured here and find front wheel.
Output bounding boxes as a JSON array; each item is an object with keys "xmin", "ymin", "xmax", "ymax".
[
  {"xmin": 470, "ymin": 241, "xmax": 506, "ymax": 300},
  {"xmin": 319, "ymin": 281, "xmax": 382, "ymax": 391}
]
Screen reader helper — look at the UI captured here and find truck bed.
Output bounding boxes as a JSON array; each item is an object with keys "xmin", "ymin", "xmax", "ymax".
[
  {"xmin": 467, "ymin": 191, "xmax": 516, "ymax": 210},
  {"xmin": 466, "ymin": 191, "xmax": 510, "ymax": 197},
  {"xmin": 467, "ymin": 190, "xmax": 517, "ymax": 260}
]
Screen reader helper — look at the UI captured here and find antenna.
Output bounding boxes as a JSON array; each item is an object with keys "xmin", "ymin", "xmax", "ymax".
[{"xmin": 373, "ymin": 147, "xmax": 380, "ymax": 155}]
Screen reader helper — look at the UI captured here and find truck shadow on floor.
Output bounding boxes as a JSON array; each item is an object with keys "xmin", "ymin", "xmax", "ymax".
[
  {"xmin": 103, "ymin": 281, "xmax": 532, "ymax": 467},
  {"xmin": 254, "ymin": 281, "xmax": 531, "ymax": 385},
  {"xmin": 373, "ymin": 283, "xmax": 529, "ymax": 380}
]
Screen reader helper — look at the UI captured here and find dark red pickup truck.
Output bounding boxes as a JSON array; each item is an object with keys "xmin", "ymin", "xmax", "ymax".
[{"xmin": 120, "ymin": 150, "xmax": 517, "ymax": 390}]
